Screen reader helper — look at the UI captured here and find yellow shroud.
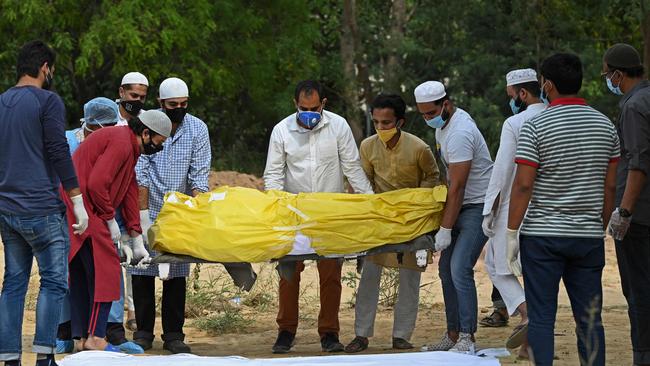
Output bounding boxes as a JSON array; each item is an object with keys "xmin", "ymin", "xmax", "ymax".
[{"xmin": 149, "ymin": 186, "xmax": 447, "ymax": 263}]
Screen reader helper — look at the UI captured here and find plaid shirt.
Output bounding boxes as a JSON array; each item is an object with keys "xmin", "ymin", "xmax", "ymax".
[{"xmin": 129, "ymin": 112, "xmax": 211, "ymax": 278}]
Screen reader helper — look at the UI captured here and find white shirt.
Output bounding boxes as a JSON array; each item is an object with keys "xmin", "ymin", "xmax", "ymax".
[
  {"xmin": 263, "ymin": 110, "xmax": 373, "ymax": 194},
  {"xmin": 436, "ymin": 108, "xmax": 493, "ymax": 205},
  {"xmin": 483, "ymin": 103, "xmax": 546, "ymax": 216}
]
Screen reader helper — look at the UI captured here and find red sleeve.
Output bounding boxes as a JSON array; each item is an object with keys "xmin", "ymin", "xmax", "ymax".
[
  {"xmin": 514, "ymin": 158, "xmax": 540, "ymax": 168},
  {"xmin": 121, "ymin": 177, "xmax": 142, "ymax": 234},
  {"xmin": 86, "ymin": 143, "xmax": 129, "ymax": 221}
]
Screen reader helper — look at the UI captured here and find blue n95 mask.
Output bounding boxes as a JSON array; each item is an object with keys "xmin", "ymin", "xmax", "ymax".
[{"xmin": 297, "ymin": 111, "xmax": 322, "ymax": 129}]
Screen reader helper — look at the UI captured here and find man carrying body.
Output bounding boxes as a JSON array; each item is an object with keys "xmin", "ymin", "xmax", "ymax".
[
  {"xmin": 414, "ymin": 81, "xmax": 493, "ymax": 353},
  {"xmin": 344, "ymin": 93, "xmax": 440, "ymax": 353},
  {"xmin": 130, "ymin": 77, "xmax": 211, "ymax": 354},
  {"xmin": 264, "ymin": 80, "xmax": 374, "ymax": 354}
]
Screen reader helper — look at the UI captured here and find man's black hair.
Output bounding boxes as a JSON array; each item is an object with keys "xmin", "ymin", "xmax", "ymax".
[
  {"xmin": 16, "ymin": 40, "xmax": 56, "ymax": 81},
  {"xmin": 294, "ymin": 80, "xmax": 323, "ymax": 101},
  {"xmin": 128, "ymin": 117, "xmax": 159, "ymax": 137},
  {"xmin": 370, "ymin": 93, "xmax": 407, "ymax": 120},
  {"xmin": 607, "ymin": 64, "xmax": 645, "ymax": 78},
  {"xmin": 433, "ymin": 95, "xmax": 449, "ymax": 106},
  {"xmin": 513, "ymin": 81, "xmax": 541, "ymax": 98},
  {"xmin": 540, "ymin": 53, "xmax": 583, "ymax": 95}
]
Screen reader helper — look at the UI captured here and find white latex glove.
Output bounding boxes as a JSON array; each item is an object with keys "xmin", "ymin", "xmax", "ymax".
[
  {"xmin": 506, "ymin": 228, "xmax": 522, "ymax": 276},
  {"xmin": 119, "ymin": 234, "xmax": 133, "ymax": 265},
  {"xmin": 70, "ymin": 194, "xmax": 89, "ymax": 235},
  {"xmin": 607, "ymin": 208, "xmax": 632, "ymax": 241},
  {"xmin": 131, "ymin": 234, "xmax": 150, "ymax": 262},
  {"xmin": 140, "ymin": 209, "xmax": 152, "ymax": 242},
  {"xmin": 482, "ymin": 213, "xmax": 495, "ymax": 237},
  {"xmin": 415, "ymin": 249, "xmax": 428, "ymax": 267},
  {"xmin": 134, "ymin": 256, "xmax": 153, "ymax": 270},
  {"xmin": 434, "ymin": 227, "xmax": 452, "ymax": 252},
  {"xmin": 158, "ymin": 263, "xmax": 171, "ymax": 280},
  {"xmin": 106, "ymin": 218, "xmax": 121, "ymax": 242}
]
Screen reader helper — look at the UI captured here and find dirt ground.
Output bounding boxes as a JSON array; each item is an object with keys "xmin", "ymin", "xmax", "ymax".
[
  {"xmin": 0, "ymin": 172, "xmax": 634, "ymax": 365},
  {"xmin": 2, "ymin": 236, "xmax": 633, "ymax": 365}
]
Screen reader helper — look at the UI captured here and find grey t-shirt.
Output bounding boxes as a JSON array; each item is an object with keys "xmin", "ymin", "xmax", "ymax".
[
  {"xmin": 615, "ymin": 80, "xmax": 650, "ymax": 226},
  {"xmin": 435, "ymin": 108, "xmax": 493, "ymax": 205}
]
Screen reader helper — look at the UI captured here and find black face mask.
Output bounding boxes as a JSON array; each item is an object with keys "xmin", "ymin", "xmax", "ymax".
[
  {"xmin": 141, "ymin": 135, "xmax": 164, "ymax": 155},
  {"xmin": 121, "ymin": 100, "xmax": 144, "ymax": 117},
  {"xmin": 165, "ymin": 107, "xmax": 187, "ymax": 124},
  {"xmin": 42, "ymin": 68, "xmax": 53, "ymax": 90}
]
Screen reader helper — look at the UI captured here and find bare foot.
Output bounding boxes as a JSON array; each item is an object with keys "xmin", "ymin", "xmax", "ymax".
[
  {"xmin": 83, "ymin": 336, "xmax": 109, "ymax": 351},
  {"xmin": 518, "ymin": 343, "xmax": 530, "ymax": 359},
  {"xmin": 73, "ymin": 338, "xmax": 86, "ymax": 353}
]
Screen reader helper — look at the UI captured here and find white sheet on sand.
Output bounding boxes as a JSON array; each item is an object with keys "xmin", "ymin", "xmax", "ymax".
[{"xmin": 60, "ymin": 351, "xmax": 502, "ymax": 366}]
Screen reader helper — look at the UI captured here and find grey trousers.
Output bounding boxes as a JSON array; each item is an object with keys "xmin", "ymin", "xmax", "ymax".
[{"xmin": 354, "ymin": 260, "xmax": 421, "ymax": 340}]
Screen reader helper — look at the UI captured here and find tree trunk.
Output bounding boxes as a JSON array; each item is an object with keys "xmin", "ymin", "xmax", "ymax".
[
  {"xmin": 385, "ymin": 0, "xmax": 407, "ymax": 93},
  {"xmin": 340, "ymin": 0, "xmax": 364, "ymax": 143},
  {"xmin": 642, "ymin": 0, "xmax": 650, "ymax": 77}
]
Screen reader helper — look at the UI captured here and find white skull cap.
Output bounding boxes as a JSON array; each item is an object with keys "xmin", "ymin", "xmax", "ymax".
[
  {"xmin": 121, "ymin": 72, "xmax": 149, "ymax": 87},
  {"xmin": 139, "ymin": 110, "xmax": 172, "ymax": 138},
  {"xmin": 159, "ymin": 77, "xmax": 189, "ymax": 99},
  {"xmin": 506, "ymin": 68, "xmax": 538, "ymax": 86},
  {"xmin": 414, "ymin": 81, "xmax": 446, "ymax": 103}
]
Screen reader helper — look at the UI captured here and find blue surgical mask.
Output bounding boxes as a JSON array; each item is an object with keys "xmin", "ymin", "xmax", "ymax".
[
  {"xmin": 297, "ymin": 110, "xmax": 322, "ymax": 129},
  {"xmin": 425, "ymin": 115, "xmax": 445, "ymax": 129},
  {"xmin": 606, "ymin": 76, "xmax": 623, "ymax": 96},
  {"xmin": 509, "ymin": 99, "xmax": 520, "ymax": 115},
  {"xmin": 540, "ymin": 82, "xmax": 549, "ymax": 106}
]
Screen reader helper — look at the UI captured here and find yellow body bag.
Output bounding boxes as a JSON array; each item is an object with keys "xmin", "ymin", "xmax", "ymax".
[{"xmin": 149, "ymin": 186, "xmax": 447, "ymax": 263}]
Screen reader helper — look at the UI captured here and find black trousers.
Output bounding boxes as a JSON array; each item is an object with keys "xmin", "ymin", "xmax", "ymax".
[
  {"xmin": 69, "ymin": 242, "xmax": 111, "ymax": 339},
  {"xmin": 131, "ymin": 275, "xmax": 186, "ymax": 342},
  {"xmin": 616, "ymin": 223, "xmax": 650, "ymax": 365}
]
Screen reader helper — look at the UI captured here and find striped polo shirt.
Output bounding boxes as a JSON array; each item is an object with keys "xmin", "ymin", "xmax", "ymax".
[{"xmin": 515, "ymin": 98, "xmax": 620, "ymax": 238}]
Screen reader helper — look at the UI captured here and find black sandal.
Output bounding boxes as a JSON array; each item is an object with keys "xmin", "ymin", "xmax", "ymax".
[
  {"xmin": 480, "ymin": 309, "xmax": 509, "ymax": 327},
  {"xmin": 344, "ymin": 336, "xmax": 368, "ymax": 353}
]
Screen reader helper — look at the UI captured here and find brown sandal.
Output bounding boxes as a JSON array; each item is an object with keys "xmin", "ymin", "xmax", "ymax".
[{"xmin": 480, "ymin": 310, "xmax": 509, "ymax": 327}]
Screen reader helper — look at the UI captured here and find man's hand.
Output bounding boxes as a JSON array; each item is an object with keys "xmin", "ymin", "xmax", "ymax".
[
  {"xmin": 118, "ymin": 234, "xmax": 133, "ymax": 265},
  {"xmin": 482, "ymin": 213, "xmax": 495, "ymax": 237},
  {"xmin": 608, "ymin": 208, "xmax": 632, "ymax": 241},
  {"xmin": 434, "ymin": 227, "xmax": 452, "ymax": 252},
  {"xmin": 505, "ymin": 228, "xmax": 522, "ymax": 276},
  {"xmin": 70, "ymin": 194, "xmax": 89, "ymax": 235},
  {"xmin": 140, "ymin": 210, "xmax": 152, "ymax": 242},
  {"xmin": 106, "ymin": 218, "xmax": 121, "ymax": 242},
  {"xmin": 158, "ymin": 263, "xmax": 171, "ymax": 280},
  {"xmin": 131, "ymin": 234, "xmax": 150, "ymax": 262}
]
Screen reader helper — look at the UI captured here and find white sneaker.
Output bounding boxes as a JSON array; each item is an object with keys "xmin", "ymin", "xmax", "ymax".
[
  {"xmin": 449, "ymin": 332, "xmax": 475, "ymax": 354},
  {"xmin": 421, "ymin": 333, "xmax": 456, "ymax": 351}
]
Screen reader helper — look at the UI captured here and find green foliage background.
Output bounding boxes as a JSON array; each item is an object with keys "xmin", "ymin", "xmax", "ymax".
[{"xmin": 0, "ymin": 0, "xmax": 645, "ymax": 175}]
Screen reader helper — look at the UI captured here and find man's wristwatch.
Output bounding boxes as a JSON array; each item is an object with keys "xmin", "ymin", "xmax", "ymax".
[{"xmin": 619, "ymin": 208, "xmax": 632, "ymax": 218}]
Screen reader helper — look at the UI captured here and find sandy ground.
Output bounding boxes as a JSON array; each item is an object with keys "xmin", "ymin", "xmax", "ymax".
[
  {"xmin": 1, "ymin": 236, "xmax": 633, "ymax": 365},
  {"xmin": 0, "ymin": 172, "xmax": 634, "ymax": 364}
]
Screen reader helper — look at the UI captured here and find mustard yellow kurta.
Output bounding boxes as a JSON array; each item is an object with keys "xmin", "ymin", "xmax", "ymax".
[{"xmin": 359, "ymin": 131, "xmax": 441, "ymax": 271}]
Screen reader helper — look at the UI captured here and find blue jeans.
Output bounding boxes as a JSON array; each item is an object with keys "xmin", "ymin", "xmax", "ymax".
[
  {"xmin": 108, "ymin": 267, "xmax": 126, "ymax": 323},
  {"xmin": 521, "ymin": 235, "xmax": 605, "ymax": 366},
  {"xmin": 438, "ymin": 204, "xmax": 487, "ymax": 334},
  {"xmin": 0, "ymin": 213, "xmax": 69, "ymax": 360}
]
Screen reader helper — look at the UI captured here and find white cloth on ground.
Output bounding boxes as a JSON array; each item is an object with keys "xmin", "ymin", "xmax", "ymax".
[{"xmin": 60, "ymin": 350, "xmax": 502, "ymax": 366}]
